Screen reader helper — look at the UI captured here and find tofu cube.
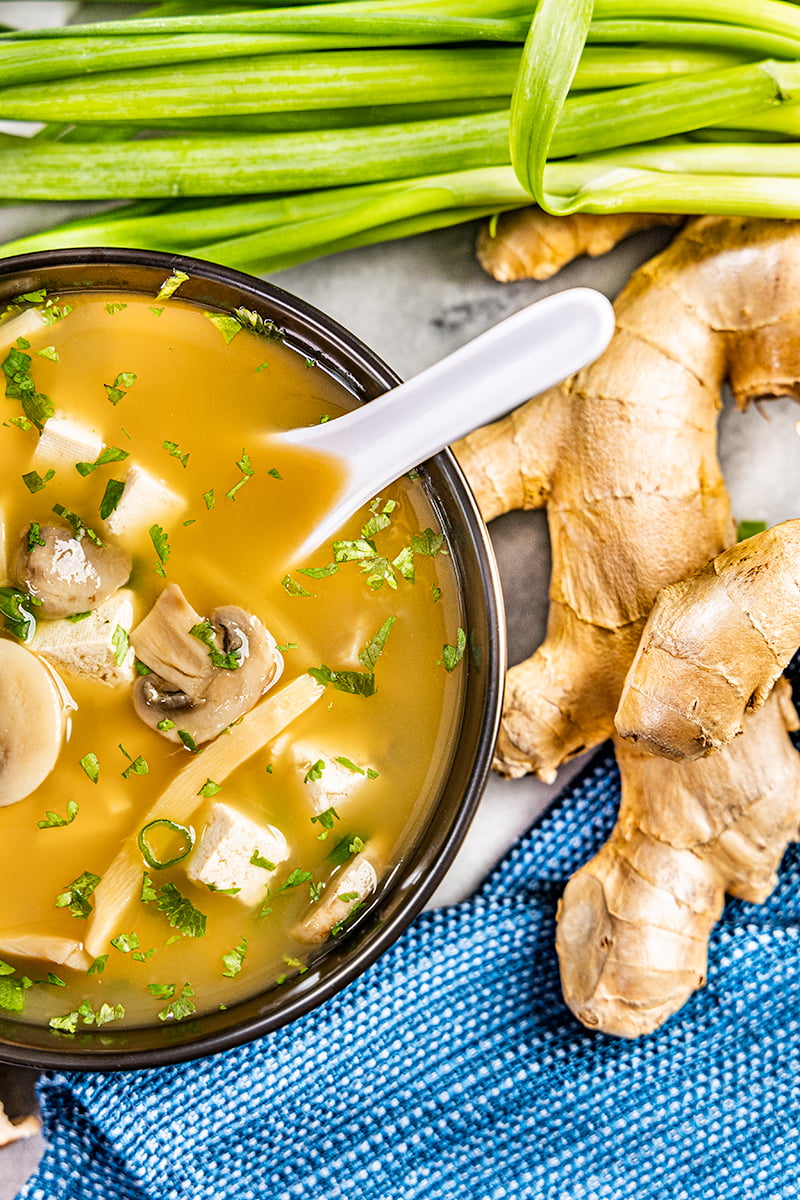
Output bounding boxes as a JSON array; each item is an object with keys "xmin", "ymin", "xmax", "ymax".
[
  {"xmin": 295, "ymin": 750, "xmax": 370, "ymax": 815},
  {"xmin": 30, "ymin": 589, "xmax": 136, "ymax": 686},
  {"xmin": 293, "ymin": 852, "xmax": 378, "ymax": 945},
  {"xmin": 104, "ymin": 463, "xmax": 186, "ymax": 538},
  {"xmin": 33, "ymin": 415, "xmax": 103, "ymax": 471},
  {"xmin": 187, "ymin": 803, "xmax": 289, "ymax": 907}
]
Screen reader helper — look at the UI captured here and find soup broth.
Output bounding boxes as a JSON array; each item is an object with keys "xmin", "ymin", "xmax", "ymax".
[{"xmin": 0, "ymin": 279, "xmax": 465, "ymax": 1032}]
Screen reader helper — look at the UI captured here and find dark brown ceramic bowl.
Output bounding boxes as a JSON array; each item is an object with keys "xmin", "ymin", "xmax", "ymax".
[{"xmin": 0, "ymin": 248, "xmax": 505, "ymax": 1071}]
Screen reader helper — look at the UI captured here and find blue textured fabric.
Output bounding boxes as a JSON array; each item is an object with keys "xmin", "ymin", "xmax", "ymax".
[{"xmin": 18, "ymin": 738, "xmax": 800, "ymax": 1200}]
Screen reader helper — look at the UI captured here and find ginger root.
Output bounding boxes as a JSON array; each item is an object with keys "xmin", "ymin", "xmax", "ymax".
[
  {"xmin": 557, "ymin": 681, "xmax": 800, "ymax": 1037},
  {"xmin": 476, "ymin": 209, "xmax": 685, "ymax": 282},
  {"xmin": 616, "ymin": 520, "xmax": 800, "ymax": 761},
  {"xmin": 456, "ymin": 215, "xmax": 800, "ymax": 1036},
  {"xmin": 456, "ymin": 215, "xmax": 800, "ymax": 784}
]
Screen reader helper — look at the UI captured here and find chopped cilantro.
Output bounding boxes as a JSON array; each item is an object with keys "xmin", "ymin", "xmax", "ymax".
[
  {"xmin": 156, "ymin": 270, "xmax": 189, "ymax": 301},
  {"xmin": 149, "ymin": 523, "xmax": 171, "ymax": 576},
  {"xmin": 222, "ymin": 937, "xmax": 248, "ymax": 978},
  {"xmin": 277, "ymin": 868, "xmax": 313, "ymax": 894},
  {"xmin": 250, "ymin": 850, "xmax": 276, "ymax": 871},
  {"xmin": 21, "ymin": 468, "xmax": 54, "ymax": 494},
  {"xmin": 27, "ymin": 522, "xmax": 45, "ymax": 552},
  {"xmin": 55, "ymin": 870, "xmax": 101, "ymax": 919},
  {"xmin": 112, "ymin": 624, "xmax": 129, "ymax": 667},
  {"xmin": 141, "ymin": 872, "xmax": 157, "ymax": 903},
  {"xmin": 304, "ymin": 759, "xmax": 325, "ymax": 784},
  {"xmin": 432, "ymin": 585, "xmax": 442, "ymax": 603},
  {"xmin": 148, "ymin": 983, "xmax": 175, "ymax": 999},
  {"xmin": 308, "ymin": 664, "xmax": 376, "ymax": 697},
  {"xmin": 256, "ymin": 361, "xmax": 269, "ymax": 373},
  {"xmin": 737, "ymin": 519, "xmax": 768, "ymax": 541},
  {"xmin": 75, "ymin": 446, "xmax": 129, "ymax": 477},
  {"xmin": 66, "ymin": 611, "xmax": 91, "ymax": 623},
  {"xmin": 99, "ymin": 478, "xmax": 125, "ymax": 519},
  {"xmin": 0, "ymin": 961, "xmax": 14, "ymax": 976},
  {"xmin": 297, "ymin": 563, "xmax": 338, "ymax": 580},
  {"xmin": 225, "ymin": 449, "xmax": 254, "ymax": 501},
  {"xmin": 205, "ymin": 312, "xmax": 242, "ymax": 344},
  {"xmin": 311, "ymin": 807, "xmax": 340, "ymax": 840},
  {"xmin": 233, "ymin": 307, "xmax": 283, "ymax": 340},
  {"xmin": 38, "ymin": 799, "xmax": 78, "ymax": 829},
  {"xmin": 150, "ymin": 306, "xmax": 164, "ymax": 317},
  {"xmin": 412, "ymin": 528, "xmax": 447, "ymax": 557},
  {"xmin": 158, "ymin": 982, "xmax": 196, "ymax": 1022},
  {"xmin": 276, "ymin": 641, "xmax": 298, "ymax": 651},
  {"xmin": 393, "ymin": 545, "xmax": 415, "ymax": 582},
  {"xmin": 88, "ymin": 955, "xmax": 108, "ymax": 975},
  {"xmin": 105, "ymin": 302, "xmax": 127, "ymax": 315},
  {"xmin": 267, "ymin": 467, "xmax": 283, "ymax": 479},
  {"xmin": 439, "ymin": 627, "xmax": 467, "ymax": 672},
  {"xmin": 163, "ymin": 439, "xmax": 190, "ymax": 468},
  {"xmin": 36, "ymin": 346, "xmax": 59, "ymax": 361},
  {"xmin": 198, "ymin": 779, "xmax": 222, "ymax": 798},
  {"xmin": 111, "ymin": 931, "xmax": 140, "ymax": 954},
  {"xmin": 0, "ymin": 976, "xmax": 31, "ymax": 1014},
  {"xmin": 132, "ymin": 947, "xmax": 156, "ymax": 962},
  {"xmin": 327, "ymin": 834, "xmax": 366, "ymax": 866},
  {"xmin": 178, "ymin": 730, "xmax": 199, "ymax": 754},
  {"xmin": 189, "ymin": 617, "xmax": 240, "ymax": 670},
  {"xmin": 281, "ymin": 574, "xmax": 313, "ymax": 597},
  {"xmin": 79, "ymin": 752, "xmax": 100, "ymax": 783},
  {"xmin": 203, "ymin": 488, "xmax": 215, "ymax": 510},
  {"xmin": 119, "ymin": 744, "xmax": 148, "ymax": 779},
  {"xmin": 359, "ymin": 616, "xmax": 396, "ymax": 670},
  {"xmin": 156, "ymin": 883, "xmax": 206, "ymax": 938},
  {"xmin": 157, "ymin": 718, "xmax": 175, "ymax": 731},
  {"xmin": 52, "ymin": 502, "xmax": 103, "ymax": 546},
  {"xmin": 2, "ymin": 345, "xmax": 53, "ymax": 429}
]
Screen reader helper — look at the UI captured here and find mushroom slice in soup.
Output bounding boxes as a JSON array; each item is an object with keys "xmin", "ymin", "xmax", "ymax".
[
  {"xmin": 131, "ymin": 583, "xmax": 284, "ymax": 745},
  {"xmin": 13, "ymin": 523, "xmax": 131, "ymax": 619},
  {"xmin": 293, "ymin": 849, "xmax": 381, "ymax": 945},
  {"xmin": 0, "ymin": 640, "xmax": 69, "ymax": 806}
]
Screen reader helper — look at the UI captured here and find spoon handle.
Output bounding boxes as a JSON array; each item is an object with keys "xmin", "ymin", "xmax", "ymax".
[{"xmin": 279, "ymin": 287, "xmax": 614, "ymax": 559}]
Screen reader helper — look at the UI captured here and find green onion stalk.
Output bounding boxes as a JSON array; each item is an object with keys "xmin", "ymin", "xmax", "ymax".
[{"xmin": 2, "ymin": 0, "xmax": 800, "ymax": 274}]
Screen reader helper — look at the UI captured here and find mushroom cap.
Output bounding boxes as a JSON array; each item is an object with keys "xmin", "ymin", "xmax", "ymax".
[
  {"xmin": 0, "ymin": 639, "xmax": 67, "ymax": 806},
  {"xmin": 13, "ymin": 524, "xmax": 131, "ymax": 618},
  {"xmin": 131, "ymin": 584, "xmax": 283, "ymax": 745}
]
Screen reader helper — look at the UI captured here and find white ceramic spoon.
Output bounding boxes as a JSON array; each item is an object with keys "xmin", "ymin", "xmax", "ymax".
[{"xmin": 276, "ymin": 287, "xmax": 615, "ymax": 562}]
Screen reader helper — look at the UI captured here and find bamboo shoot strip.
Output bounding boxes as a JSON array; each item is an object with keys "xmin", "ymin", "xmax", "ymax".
[{"xmin": 85, "ymin": 675, "xmax": 325, "ymax": 958}]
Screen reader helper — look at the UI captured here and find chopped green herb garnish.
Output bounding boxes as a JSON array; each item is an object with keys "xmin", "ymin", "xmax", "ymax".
[
  {"xmin": 22, "ymin": 468, "xmax": 54, "ymax": 494},
  {"xmin": 304, "ymin": 759, "xmax": 325, "ymax": 784},
  {"xmin": 267, "ymin": 467, "xmax": 283, "ymax": 479},
  {"xmin": 198, "ymin": 779, "xmax": 222, "ymax": 798},
  {"xmin": 105, "ymin": 302, "xmax": 127, "ymax": 315},
  {"xmin": 88, "ymin": 955, "xmax": 108, "ymax": 975},
  {"xmin": 55, "ymin": 870, "xmax": 101, "ymax": 919},
  {"xmin": 737, "ymin": 519, "xmax": 768, "ymax": 541},
  {"xmin": 158, "ymin": 982, "xmax": 196, "ymax": 1022},
  {"xmin": 203, "ymin": 489, "xmax": 215, "ymax": 510},
  {"xmin": 440, "ymin": 627, "xmax": 467, "ymax": 672},
  {"xmin": 308, "ymin": 664, "xmax": 376, "ymax": 697},
  {"xmin": 0, "ymin": 587, "xmax": 39, "ymax": 641},
  {"xmin": 205, "ymin": 312, "xmax": 242, "ymax": 344},
  {"xmin": 141, "ymin": 872, "xmax": 157, "ymax": 904},
  {"xmin": 359, "ymin": 616, "xmax": 396, "ymax": 670},
  {"xmin": 7, "ymin": 415, "xmax": 32, "ymax": 432},
  {"xmin": 0, "ymin": 961, "xmax": 14, "ymax": 977},
  {"xmin": 250, "ymin": 850, "xmax": 276, "ymax": 872},
  {"xmin": 156, "ymin": 270, "xmax": 189, "ymax": 301},
  {"xmin": 412, "ymin": 528, "xmax": 447, "ymax": 557},
  {"xmin": 297, "ymin": 563, "xmax": 338, "ymax": 580},
  {"xmin": 222, "ymin": 937, "xmax": 248, "ymax": 978},
  {"xmin": 75, "ymin": 446, "xmax": 128, "ymax": 477},
  {"xmin": 432, "ymin": 585, "xmax": 442, "ymax": 603},
  {"xmin": 119, "ymin": 744, "xmax": 148, "ymax": 779},
  {"xmin": 149, "ymin": 523, "xmax": 171, "ymax": 575},
  {"xmin": 163, "ymin": 439, "xmax": 190, "ymax": 468},
  {"xmin": 157, "ymin": 718, "xmax": 175, "ymax": 732},
  {"xmin": 150, "ymin": 307, "xmax": 164, "ymax": 317},
  {"xmin": 135, "ymin": 661, "xmax": 152, "ymax": 676},
  {"xmin": 111, "ymin": 931, "xmax": 140, "ymax": 954},
  {"xmin": 0, "ymin": 975, "xmax": 31, "ymax": 1014},
  {"xmin": 393, "ymin": 545, "xmax": 415, "ymax": 582},
  {"xmin": 104, "ymin": 384, "xmax": 125, "ymax": 406},
  {"xmin": 112, "ymin": 625, "xmax": 129, "ymax": 667},
  {"xmin": 66, "ymin": 611, "xmax": 91, "ymax": 623},
  {"xmin": 256, "ymin": 361, "xmax": 269, "ymax": 373},
  {"xmin": 178, "ymin": 730, "xmax": 199, "ymax": 754},
  {"xmin": 36, "ymin": 346, "xmax": 59, "ymax": 361},
  {"xmin": 148, "ymin": 983, "xmax": 175, "ymax": 999},
  {"xmin": 281, "ymin": 574, "xmax": 313, "ymax": 597},
  {"xmin": 225, "ymin": 449, "xmax": 254, "ymax": 501},
  {"xmin": 79, "ymin": 752, "xmax": 100, "ymax": 783},
  {"xmin": 327, "ymin": 834, "xmax": 367, "ymax": 866},
  {"xmin": 189, "ymin": 617, "xmax": 240, "ymax": 670},
  {"xmin": 27, "ymin": 521, "xmax": 45, "ymax": 552},
  {"xmin": 310, "ymin": 807, "xmax": 340, "ymax": 840},
  {"xmin": 52, "ymin": 502, "xmax": 103, "ymax": 546},
  {"xmin": 156, "ymin": 883, "xmax": 206, "ymax": 939},
  {"xmin": 38, "ymin": 799, "xmax": 78, "ymax": 829},
  {"xmin": 276, "ymin": 642, "xmax": 298, "ymax": 652},
  {"xmin": 2, "ymin": 345, "xmax": 53, "ymax": 429},
  {"xmin": 277, "ymin": 868, "xmax": 313, "ymax": 894},
  {"xmin": 99, "ymin": 478, "xmax": 125, "ymax": 520}
]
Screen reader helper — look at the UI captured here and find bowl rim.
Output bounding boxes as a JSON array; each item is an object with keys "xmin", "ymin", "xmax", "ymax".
[{"xmin": 0, "ymin": 247, "xmax": 506, "ymax": 1071}]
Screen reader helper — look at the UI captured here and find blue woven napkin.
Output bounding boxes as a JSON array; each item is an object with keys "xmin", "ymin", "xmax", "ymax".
[{"xmin": 19, "ymin": 730, "xmax": 800, "ymax": 1200}]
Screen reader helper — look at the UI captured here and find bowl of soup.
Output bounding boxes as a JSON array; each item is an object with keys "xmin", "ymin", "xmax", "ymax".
[{"xmin": 0, "ymin": 248, "xmax": 504, "ymax": 1069}]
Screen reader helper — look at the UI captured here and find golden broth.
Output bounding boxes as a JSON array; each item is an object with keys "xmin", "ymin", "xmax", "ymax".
[{"xmin": 0, "ymin": 284, "xmax": 465, "ymax": 1031}]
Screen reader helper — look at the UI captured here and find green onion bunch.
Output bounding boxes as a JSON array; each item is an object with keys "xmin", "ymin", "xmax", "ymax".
[{"xmin": 1, "ymin": 0, "xmax": 800, "ymax": 272}]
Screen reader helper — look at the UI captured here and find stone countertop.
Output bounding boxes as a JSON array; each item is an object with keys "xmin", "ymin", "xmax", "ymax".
[{"xmin": 2, "ymin": 120, "xmax": 800, "ymax": 1200}]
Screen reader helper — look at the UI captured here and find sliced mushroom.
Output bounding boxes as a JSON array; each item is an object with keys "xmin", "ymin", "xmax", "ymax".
[
  {"xmin": 293, "ymin": 850, "xmax": 380, "ymax": 945},
  {"xmin": 13, "ymin": 523, "xmax": 131, "ymax": 618},
  {"xmin": 0, "ymin": 639, "xmax": 68, "ymax": 806},
  {"xmin": 131, "ymin": 583, "xmax": 283, "ymax": 745}
]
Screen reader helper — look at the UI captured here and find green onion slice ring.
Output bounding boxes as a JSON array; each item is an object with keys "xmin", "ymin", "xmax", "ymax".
[{"xmin": 137, "ymin": 819, "xmax": 195, "ymax": 870}]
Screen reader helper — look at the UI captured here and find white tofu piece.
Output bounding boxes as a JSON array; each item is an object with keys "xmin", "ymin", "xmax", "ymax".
[
  {"xmin": 30, "ymin": 588, "xmax": 136, "ymax": 686},
  {"xmin": 33, "ymin": 415, "xmax": 103, "ymax": 471},
  {"xmin": 293, "ymin": 852, "xmax": 378, "ymax": 945},
  {"xmin": 187, "ymin": 802, "xmax": 289, "ymax": 907},
  {"xmin": 295, "ymin": 749, "xmax": 370, "ymax": 815},
  {"xmin": 104, "ymin": 463, "xmax": 186, "ymax": 538}
]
